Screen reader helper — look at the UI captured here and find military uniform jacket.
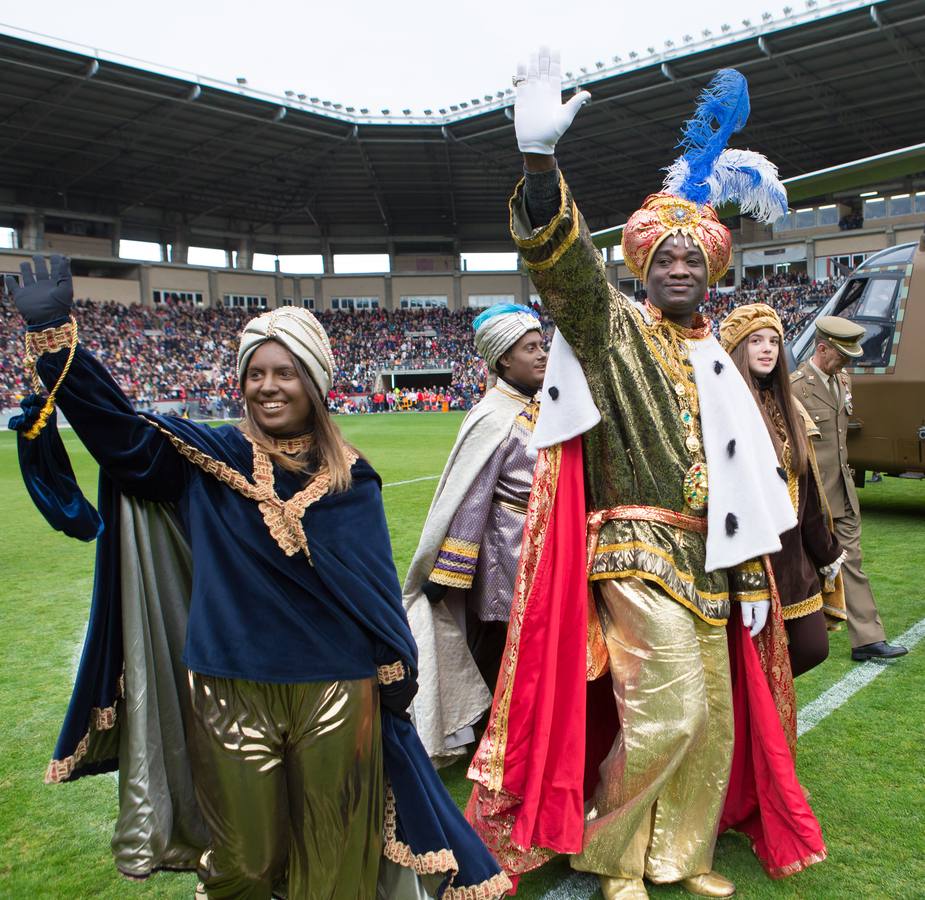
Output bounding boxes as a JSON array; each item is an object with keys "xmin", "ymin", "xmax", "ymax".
[{"xmin": 790, "ymin": 362, "xmax": 858, "ymax": 518}]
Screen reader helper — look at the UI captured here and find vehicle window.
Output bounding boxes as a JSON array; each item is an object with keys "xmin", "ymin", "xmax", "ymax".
[
  {"xmin": 857, "ymin": 244, "xmax": 916, "ymax": 269},
  {"xmin": 835, "ymin": 276, "xmax": 898, "ymax": 321}
]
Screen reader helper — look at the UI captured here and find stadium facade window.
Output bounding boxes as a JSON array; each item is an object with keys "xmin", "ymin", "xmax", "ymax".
[
  {"xmin": 251, "ymin": 253, "xmax": 278, "ymax": 272},
  {"xmin": 888, "ymin": 194, "xmax": 912, "ymax": 217},
  {"xmin": 224, "ymin": 294, "xmax": 268, "ymax": 309},
  {"xmin": 794, "ymin": 208, "xmax": 816, "ymax": 229},
  {"xmin": 460, "ymin": 252, "xmax": 519, "ymax": 272},
  {"xmin": 863, "ymin": 197, "xmax": 885, "ymax": 220},
  {"xmin": 154, "ymin": 289, "xmax": 204, "ymax": 305},
  {"xmin": 467, "ymin": 294, "xmax": 516, "ymax": 309},
  {"xmin": 773, "ymin": 211, "xmax": 793, "ymax": 233},
  {"xmin": 331, "ymin": 296, "xmax": 379, "ymax": 311},
  {"xmin": 279, "ymin": 255, "xmax": 324, "ymax": 274},
  {"xmin": 399, "ymin": 295, "xmax": 448, "ymax": 309},
  {"xmin": 119, "ymin": 239, "xmax": 162, "ymax": 261},
  {"xmin": 915, "ymin": 192, "xmax": 925, "ymax": 213},
  {"xmin": 817, "ymin": 204, "xmax": 838, "ymax": 227},
  {"xmin": 333, "ymin": 254, "xmax": 390, "ymax": 274},
  {"xmin": 281, "ymin": 297, "xmax": 294, "ymax": 306},
  {"xmin": 189, "ymin": 247, "xmax": 229, "ymax": 267},
  {"xmin": 0, "ymin": 226, "xmax": 16, "ymax": 248},
  {"xmin": 302, "ymin": 297, "xmax": 315, "ymax": 310}
]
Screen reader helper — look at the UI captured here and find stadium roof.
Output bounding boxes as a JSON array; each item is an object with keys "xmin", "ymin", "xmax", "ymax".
[{"xmin": 1, "ymin": 0, "xmax": 924, "ymax": 255}]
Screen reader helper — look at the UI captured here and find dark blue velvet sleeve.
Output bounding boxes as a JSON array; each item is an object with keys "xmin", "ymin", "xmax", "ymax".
[{"xmin": 36, "ymin": 344, "xmax": 188, "ymax": 502}]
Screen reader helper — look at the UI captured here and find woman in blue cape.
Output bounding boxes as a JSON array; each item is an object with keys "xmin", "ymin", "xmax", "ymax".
[{"xmin": 7, "ymin": 255, "xmax": 510, "ymax": 900}]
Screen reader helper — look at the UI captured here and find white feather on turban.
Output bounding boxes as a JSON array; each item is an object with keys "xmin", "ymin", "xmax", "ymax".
[
  {"xmin": 237, "ymin": 307, "xmax": 335, "ymax": 396},
  {"xmin": 472, "ymin": 303, "xmax": 542, "ymax": 370}
]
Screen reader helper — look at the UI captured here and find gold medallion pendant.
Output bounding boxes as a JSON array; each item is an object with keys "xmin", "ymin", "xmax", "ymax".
[{"xmin": 683, "ymin": 462, "xmax": 709, "ymax": 513}]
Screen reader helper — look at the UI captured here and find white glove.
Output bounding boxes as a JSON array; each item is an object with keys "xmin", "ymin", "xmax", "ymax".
[
  {"xmin": 819, "ymin": 550, "xmax": 847, "ymax": 589},
  {"xmin": 740, "ymin": 600, "xmax": 770, "ymax": 638},
  {"xmin": 514, "ymin": 47, "xmax": 591, "ymax": 155}
]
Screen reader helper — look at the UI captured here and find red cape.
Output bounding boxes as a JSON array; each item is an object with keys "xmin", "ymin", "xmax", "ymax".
[{"xmin": 466, "ymin": 437, "xmax": 825, "ymax": 890}]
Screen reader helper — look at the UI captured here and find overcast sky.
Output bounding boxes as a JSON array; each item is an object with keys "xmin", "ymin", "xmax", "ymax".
[{"xmin": 0, "ymin": 0, "xmax": 849, "ymax": 111}]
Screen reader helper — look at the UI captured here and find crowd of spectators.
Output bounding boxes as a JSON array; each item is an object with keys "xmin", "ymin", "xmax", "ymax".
[{"xmin": 0, "ymin": 273, "xmax": 838, "ymax": 416}]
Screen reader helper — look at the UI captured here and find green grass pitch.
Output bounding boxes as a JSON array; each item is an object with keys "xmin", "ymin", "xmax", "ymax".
[{"xmin": 1, "ymin": 413, "xmax": 923, "ymax": 898}]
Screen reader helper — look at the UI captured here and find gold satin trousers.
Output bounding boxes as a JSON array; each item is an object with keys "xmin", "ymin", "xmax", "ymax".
[
  {"xmin": 187, "ymin": 672, "xmax": 383, "ymax": 900},
  {"xmin": 573, "ymin": 578, "xmax": 733, "ymax": 883}
]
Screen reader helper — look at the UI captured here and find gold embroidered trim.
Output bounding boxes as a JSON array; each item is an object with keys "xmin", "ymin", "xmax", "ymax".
[
  {"xmin": 587, "ymin": 505, "xmax": 708, "ymax": 544},
  {"xmin": 494, "ymin": 497, "xmax": 528, "ymax": 515},
  {"xmin": 522, "ymin": 206, "xmax": 580, "ymax": 272},
  {"xmin": 732, "ymin": 588, "xmax": 773, "ymax": 602},
  {"xmin": 22, "ymin": 317, "xmax": 79, "ymax": 440},
  {"xmin": 440, "ymin": 537, "xmax": 480, "ymax": 558},
  {"xmin": 273, "ymin": 435, "xmax": 313, "ymax": 453},
  {"xmin": 429, "ymin": 569, "xmax": 475, "ymax": 589},
  {"xmin": 765, "ymin": 847, "xmax": 828, "ymax": 880},
  {"xmin": 736, "ymin": 559, "xmax": 765, "ymax": 575},
  {"xmin": 782, "ymin": 592, "xmax": 823, "ymax": 620},
  {"xmin": 146, "ymin": 420, "xmax": 356, "ymax": 559},
  {"xmin": 46, "ymin": 672, "xmax": 124, "ymax": 784},
  {"xmin": 589, "ymin": 569, "xmax": 728, "ymax": 626},
  {"xmin": 510, "ymin": 175, "xmax": 570, "ymax": 249},
  {"xmin": 382, "ymin": 786, "xmax": 512, "ymax": 898},
  {"xmin": 377, "ymin": 661, "xmax": 406, "ymax": 685}
]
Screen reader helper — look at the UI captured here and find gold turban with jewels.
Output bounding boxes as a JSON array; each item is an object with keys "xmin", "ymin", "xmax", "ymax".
[
  {"xmin": 621, "ymin": 193, "xmax": 733, "ymax": 285},
  {"xmin": 718, "ymin": 302, "xmax": 783, "ymax": 353}
]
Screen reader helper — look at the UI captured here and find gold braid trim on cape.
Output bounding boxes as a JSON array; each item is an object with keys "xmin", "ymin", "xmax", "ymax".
[
  {"xmin": 45, "ymin": 672, "xmax": 125, "ymax": 784},
  {"xmin": 382, "ymin": 787, "xmax": 512, "ymax": 899}
]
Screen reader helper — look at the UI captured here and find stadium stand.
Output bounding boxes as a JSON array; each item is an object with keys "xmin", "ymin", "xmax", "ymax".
[{"xmin": 1, "ymin": 275, "xmax": 836, "ymax": 416}]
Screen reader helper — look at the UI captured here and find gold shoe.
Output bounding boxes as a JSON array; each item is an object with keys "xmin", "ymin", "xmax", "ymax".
[
  {"xmin": 599, "ymin": 875, "xmax": 649, "ymax": 899},
  {"xmin": 680, "ymin": 871, "xmax": 736, "ymax": 897}
]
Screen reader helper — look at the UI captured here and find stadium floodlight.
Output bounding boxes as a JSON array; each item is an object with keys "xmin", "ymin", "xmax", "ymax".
[
  {"xmin": 322, "ymin": 100, "xmax": 332, "ymax": 107},
  {"xmin": 565, "ymin": 70, "xmax": 573, "ymax": 78},
  {"xmin": 742, "ymin": 18, "xmax": 751, "ymax": 27},
  {"xmin": 579, "ymin": 66, "xmax": 588, "ymax": 74},
  {"xmin": 702, "ymin": 28, "xmax": 712, "ymax": 37},
  {"xmin": 403, "ymin": 109, "xmax": 412, "ymax": 115},
  {"xmin": 471, "ymin": 98, "xmax": 480, "ymax": 104},
  {"xmin": 629, "ymin": 51, "xmax": 638, "ymax": 59},
  {"xmin": 496, "ymin": 91, "xmax": 505, "ymax": 98},
  {"xmin": 450, "ymin": 105, "xmax": 459, "ymax": 111},
  {"xmin": 806, "ymin": 0, "xmax": 817, "ymax": 6},
  {"xmin": 346, "ymin": 106, "xmax": 355, "ymax": 112},
  {"xmin": 683, "ymin": 34, "xmax": 693, "ymax": 42},
  {"xmin": 484, "ymin": 95, "xmax": 493, "ymax": 101},
  {"xmin": 505, "ymin": 88, "xmax": 513, "ymax": 95},
  {"xmin": 439, "ymin": 108, "xmax": 448, "ymax": 114},
  {"xmin": 333, "ymin": 103, "xmax": 343, "ymax": 110},
  {"xmin": 297, "ymin": 94, "xmax": 306, "ymax": 101},
  {"xmin": 647, "ymin": 46, "xmax": 656, "ymax": 54},
  {"xmin": 762, "ymin": 11, "xmax": 773, "ymax": 20},
  {"xmin": 460, "ymin": 102, "xmax": 469, "ymax": 108},
  {"xmin": 360, "ymin": 107, "xmax": 369, "ymax": 114},
  {"xmin": 612, "ymin": 55, "xmax": 621, "ymax": 63},
  {"xmin": 860, "ymin": 191, "xmax": 879, "ymax": 197},
  {"xmin": 595, "ymin": 61, "xmax": 604, "ymax": 69},
  {"xmin": 310, "ymin": 97, "xmax": 320, "ymax": 103},
  {"xmin": 720, "ymin": 24, "xmax": 731, "ymax": 32},
  {"xmin": 783, "ymin": 5, "xmax": 793, "ymax": 13},
  {"xmin": 236, "ymin": 77, "xmax": 247, "ymax": 86},
  {"xmin": 665, "ymin": 39, "xmax": 674, "ymax": 48},
  {"xmin": 424, "ymin": 108, "xmax": 433, "ymax": 115},
  {"xmin": 285, "ymin": 90, "xmax": 295, "ymax": 97}
]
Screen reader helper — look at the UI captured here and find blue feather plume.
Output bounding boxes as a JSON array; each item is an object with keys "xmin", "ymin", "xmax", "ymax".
[
  {"xmin": 672, "ymin": 68, "xmax": 750, "ymax": 206},
  {"xmin": 472, "ymin": 303, "xmax": 539, "ymax": 333}
]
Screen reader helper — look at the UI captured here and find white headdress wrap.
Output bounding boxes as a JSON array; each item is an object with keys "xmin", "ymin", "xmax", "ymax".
[
  {"xmin": 238, "ymin": 307, "xmax": 335, "ymax": 396},
  {"xmin": 473, "ymin": 304, "xmax": 542, "ymax": 370}
]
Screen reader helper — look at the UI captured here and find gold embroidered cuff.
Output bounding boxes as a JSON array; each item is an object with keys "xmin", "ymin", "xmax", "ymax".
[
  {"xmin": 22, "ymin": 316, "xmax": 79, "ymax": 440},
  {"xmin": 25, "ymin": 317, "xmax": 78, "ymax": 357},
  {"xmin": 782, "ymin": 592, "xmax": 823, "ymax": 620},
  {"xmin": 509, "ymin": 177, "xmax": 581, "ymax": 272},
  {"xmin": 377, "ymin": 661, "xmax": 406, "ymax": 685}
]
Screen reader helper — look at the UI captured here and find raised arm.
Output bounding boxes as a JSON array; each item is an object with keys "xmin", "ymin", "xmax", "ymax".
[
  {"xmin": 8, "ymin": 256, "xmax": 186, "ymax": 501},
  {"xmin": 509, "ymin": 48, "xmax": 618, "ymax": 363}
]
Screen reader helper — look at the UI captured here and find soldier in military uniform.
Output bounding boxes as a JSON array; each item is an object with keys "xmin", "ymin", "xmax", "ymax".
[{"xmin": 790, "ymin": 316, "xmax": 908, "ymax": 661}]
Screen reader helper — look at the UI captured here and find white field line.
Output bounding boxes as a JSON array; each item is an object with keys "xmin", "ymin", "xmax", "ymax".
[
  {"xmin": 382, "ymin": 475, "xmax": 439, "ymax": 488},
  {"xmin": 540, "ymin": 616, "xmax": 925, "ymax": 900}
]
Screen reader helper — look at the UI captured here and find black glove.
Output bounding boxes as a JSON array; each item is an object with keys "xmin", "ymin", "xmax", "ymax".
[
  {"xmin": 421, "ymin": 579, "xmax": 448, "ymax": 604},
  {"xmin": 5, "ymin": 255, "xmax": 73, "ymax": 326},
  {"xmin": 379, "ymin": 667, "xmax": 418, "ymax": 722}
]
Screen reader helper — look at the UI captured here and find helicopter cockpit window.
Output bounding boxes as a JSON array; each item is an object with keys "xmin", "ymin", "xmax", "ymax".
[{"xmin": 793, "ymin": 275, "xmax": 900, "ymax": 367}]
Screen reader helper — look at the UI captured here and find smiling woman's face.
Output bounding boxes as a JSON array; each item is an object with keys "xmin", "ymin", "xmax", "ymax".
[
  {"xmin": 243, "ymin": 340, "xmax": 312, "ymax": 436},
  {"xmin": 746, "ymin": 327, "xmax": 781, "ymax": 378}
]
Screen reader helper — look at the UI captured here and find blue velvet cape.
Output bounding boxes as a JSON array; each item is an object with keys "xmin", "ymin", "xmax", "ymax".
[{"xmin": 17, "ymin": 341, "xmax": 506, "ymax": 897}]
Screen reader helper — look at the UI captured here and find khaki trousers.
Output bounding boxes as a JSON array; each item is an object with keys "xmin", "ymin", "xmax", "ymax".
[
  {"xmin": 187, "ymin": 672, "xmax": 382, "ymax": 900},
  {"xmin": 833, "ymin": 510, "xmax": 886, "ymax": 648},
  {"xmin": 572, "ymin": 578, "xmax": 733, "ymax": 883}
]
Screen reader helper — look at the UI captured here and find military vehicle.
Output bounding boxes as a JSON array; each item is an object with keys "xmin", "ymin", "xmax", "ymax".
[{"xmin": 787, "ymin": 232, "xmax": 925, "ymax": 480}]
